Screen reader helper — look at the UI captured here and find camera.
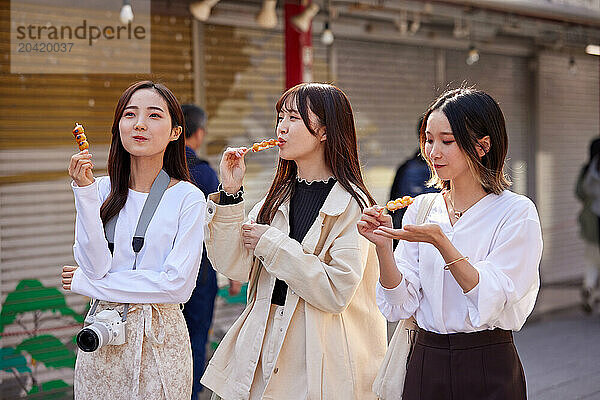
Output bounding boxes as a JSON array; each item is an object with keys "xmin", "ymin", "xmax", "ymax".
[{"xmin": 76, "ymin": 309, "xmax": 126, "ymax": 352}]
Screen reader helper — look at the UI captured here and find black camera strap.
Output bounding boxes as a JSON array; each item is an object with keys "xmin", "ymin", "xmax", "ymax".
[{"xmin": 88, "ymin": 169, "xmax": 171, "ymax": 322}]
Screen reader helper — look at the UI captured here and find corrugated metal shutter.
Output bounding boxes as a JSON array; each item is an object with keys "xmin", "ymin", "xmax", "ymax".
[
  {"xmin": 334, "ymin": 39, "xmax": 438, "ymax": 204},
  {"xmin": 334, "ymin": 40, "xmax": 532, "ymax": 205},
  {"xmin": 445, "ymin": 50, "xmax": 532, "ymax": 196},
  {"xmin": 203, "ymin": 23, "xmax": 327, "ymax": 209},
  {"xmin": 0, "ymin": 9, "xmax": 194, "ymax": 395},
  {"xmin": 536, "ymin": 51, "xmax": 600, "ymax": 284}
]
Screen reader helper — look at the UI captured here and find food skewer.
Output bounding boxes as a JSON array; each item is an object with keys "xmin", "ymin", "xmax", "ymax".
[
  {"xmin": 72, "ymin": 123, "xmax": 89, "ymax": 151},
  {"xmin": 246, "ymin": 138, "xmax": 280, "ymax": 153},
  {"xmin": 377, "ymin": 195, "xmax": 415, "ymax": 216}
]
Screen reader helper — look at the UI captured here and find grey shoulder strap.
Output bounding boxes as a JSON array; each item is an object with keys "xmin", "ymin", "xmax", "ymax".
[
  {"xmin": 92, "ymin": 169, "xmax": 171, "ymax": 322},
  {"xmin": 416, "ymin": 193, "xmax": 438, "ymax": 225},
  {"xmin": 104, "ymin": 169, "xmax": 171, "ymax": 254}
]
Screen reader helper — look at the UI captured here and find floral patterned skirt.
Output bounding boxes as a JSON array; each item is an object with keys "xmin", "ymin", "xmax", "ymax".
[{"xmin": 74, "ymin": 302, "xmax": 192, "ymax": 400}]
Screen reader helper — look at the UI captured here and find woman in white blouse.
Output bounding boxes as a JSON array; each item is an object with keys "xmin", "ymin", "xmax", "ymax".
[
  {"xmin": 359, "ymin": 88, "xmax": 543, "ymax": 400},
  {"xmin": 62, "ymin": 81, "xmax": 206, "ymax": 400}
]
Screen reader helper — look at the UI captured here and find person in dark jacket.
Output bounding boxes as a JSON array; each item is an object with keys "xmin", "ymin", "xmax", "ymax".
[
  {"xmin": 181, "ymin": 104, "xmax": 240, "ymax": 400},
  {"xmin": 389, "ymin": 116, "xmax": 438, "ymax": 248}
]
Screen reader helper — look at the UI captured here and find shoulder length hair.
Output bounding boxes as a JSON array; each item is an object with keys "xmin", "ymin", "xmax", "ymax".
[
  {"xmin": 100, "ymin": 81, "xmax": 190, "ymax": 225},
  {"xmin": 420, "ymin": 87, "xmax": 511, "ymax": 194},
  {"xmin": 257, "ymin": 83, "xmax": 376, "ymax": 224}
]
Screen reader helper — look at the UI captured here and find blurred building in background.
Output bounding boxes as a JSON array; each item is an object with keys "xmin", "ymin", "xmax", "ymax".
[{"xmin": 1, "ymin": 0, "xmax": 599, "ymax": 397}]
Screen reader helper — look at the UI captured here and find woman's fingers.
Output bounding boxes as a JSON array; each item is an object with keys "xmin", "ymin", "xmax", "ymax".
[
  {"xmin": 374, "ymin": 225, "xmax": 407, "ymax": 239},
  {"xmin": 73, "ymin": 161, "xmax": 92, "ymax": 181},
  {"xmin": 69, "ymin": 152, "xmax": 92, "ymax": 175},
  {"xmin": 62, "ymin": 274, "xmax": 72, "ymax": 290},
  {"xmin": 223, "ymin": 147, "xmax": 248, "ymax": 160},
  {"xmin": 363, "ymin": 207, "xmax": 381, "ymax": 218},
  {"xmin": 61, "ymin": 265, "xmax": 76, "ymax": 290},
  {"xmin": 377, "ymin": 226, "xmax": 400, "ymax": 234},
  {"xmin": 373, "ymin": 229, "xmax": 399, "ymax": 239},
  {"xmin": 360, "ymin": 214, "xmax": 381, "ymax": 227},
  {"xmin": 357, "ymin": 220, "xmax": 374, "ymax": 234}
]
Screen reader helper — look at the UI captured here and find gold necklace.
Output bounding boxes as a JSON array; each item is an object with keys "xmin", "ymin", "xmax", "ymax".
[{"xmin": 446, "ymin": 189, "xmax": 466, "ymax": 219}]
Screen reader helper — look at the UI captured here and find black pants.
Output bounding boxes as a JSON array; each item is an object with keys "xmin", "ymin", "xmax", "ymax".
[{"xmin": 403, "ymin": 328, "xmax": 527, "ymax": 400}]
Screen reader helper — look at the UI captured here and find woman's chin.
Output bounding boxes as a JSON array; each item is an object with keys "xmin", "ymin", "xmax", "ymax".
[{"xmin": 278, "ymin": 150, "xmax": 292, "ymax": 161}]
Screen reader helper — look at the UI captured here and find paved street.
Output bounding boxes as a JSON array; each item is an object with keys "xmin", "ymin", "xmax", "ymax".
[
  {"xmin": 198, "ymin": 308, "xmax": 600, "ymax": 400},
  {"xmin": 515, "ymin": 310, "xmax": 600, "ymax": 400}
]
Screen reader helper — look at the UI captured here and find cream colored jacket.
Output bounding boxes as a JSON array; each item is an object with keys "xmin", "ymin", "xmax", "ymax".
[{"xmin": 201, "ymin": 182, "xmax": 387, "ymax": 400}]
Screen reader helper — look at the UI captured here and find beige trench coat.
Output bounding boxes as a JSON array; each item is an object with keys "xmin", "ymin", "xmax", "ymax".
[{"xmin": 201, "ymin": 182, "xmax": 387, "ymax": 400}]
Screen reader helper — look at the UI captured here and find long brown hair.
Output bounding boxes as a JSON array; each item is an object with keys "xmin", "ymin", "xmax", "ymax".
[
  {"xmin": 100, "ymin": 81, "xmax": 190, "ymax": 225},
  {"xmin": 257, "ymin": 83, "xmax": 375, "ymax": 224},
  {"xmin": 420, "ymin": 87, "xmax": 511, "ymax": 195}
]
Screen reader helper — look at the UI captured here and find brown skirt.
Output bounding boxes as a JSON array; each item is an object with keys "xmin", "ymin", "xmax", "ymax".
[{"xmin": 402, "ymin": 328, "xmax": 526, "ymax": 400}]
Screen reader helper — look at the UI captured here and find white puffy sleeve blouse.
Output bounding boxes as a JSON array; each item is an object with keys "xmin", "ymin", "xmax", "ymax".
[
  {"xmin": 376, "ymin": 190, "xmax": 543, "ymax": 333},
  {"xmin": 71, "ymin": 176, "xmax": 206, "ymax": 304}
]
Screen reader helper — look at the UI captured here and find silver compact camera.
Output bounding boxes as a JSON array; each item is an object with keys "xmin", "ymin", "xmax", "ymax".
[{"xmin": 76, "ymin": 309, "xmax": 126, "ymax": 352}]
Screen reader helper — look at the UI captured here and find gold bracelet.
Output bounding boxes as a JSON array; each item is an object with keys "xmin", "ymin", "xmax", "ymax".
[{"xmin": 444, "ymin": 256, "xmax": 469, "ymax": 270}]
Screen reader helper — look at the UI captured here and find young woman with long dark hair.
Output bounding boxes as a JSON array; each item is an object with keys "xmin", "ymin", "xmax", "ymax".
[
  {"xmin": 62, "ymin": 81, "xmax": 206, "ymax": 399},
  {"xmin": 201, "ymin": 83, "xmax": 387, "ymax": 399},
  {"xmin": 359, "ymin": 88, "xmax": 543, "ymax": 400}
]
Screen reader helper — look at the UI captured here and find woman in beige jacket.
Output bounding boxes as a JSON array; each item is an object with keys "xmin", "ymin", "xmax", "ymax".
[{"xmin": 201, "ymin": 83, "xmax": 387, "ymax": 400}]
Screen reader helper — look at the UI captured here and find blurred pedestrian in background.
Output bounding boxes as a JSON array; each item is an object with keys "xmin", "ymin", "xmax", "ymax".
[
  {"xmin": 577, "ymin": 137, "xmax": 600, "ymax": 313},
  {"xmin": 389, "ymin": 116, "xmax": 438, "ymax": 248},
  {"xmin": 181, "ymin": 104, "xmax": 240, "ymax": 400}
]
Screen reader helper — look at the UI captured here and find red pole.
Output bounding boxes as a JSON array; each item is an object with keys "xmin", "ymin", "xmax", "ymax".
[{"xmin": 284, "ymin": 1, "xmax": 313, "ymax": 90}]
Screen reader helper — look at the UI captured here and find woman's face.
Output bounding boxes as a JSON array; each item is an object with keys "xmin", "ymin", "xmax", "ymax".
[
  {"xmin": 119, "ymin": 88, "xmax": 179, "ymax": 158},
  {"xmin": 424, "ymin": 110, "xmax": 471, "ymax": 182},
  {"xmin": 276, "ymin": 97, "xmax": 325, "ymax": 162}
]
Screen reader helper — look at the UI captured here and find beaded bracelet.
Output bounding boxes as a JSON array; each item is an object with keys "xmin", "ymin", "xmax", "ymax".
[{"xmin": 444, "ymin": 256, "xmax": 469, "ymax": 270}]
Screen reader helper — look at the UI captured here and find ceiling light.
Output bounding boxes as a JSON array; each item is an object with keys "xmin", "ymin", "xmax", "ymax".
[
  {"xmin": 321, "ymin": 21, "xmax": 334, "ymax": 45},
  {"xmin": 256, "ymin": 0, "xmax": 277, "ymax": 29},
  {"xmin": 120, "ymin": 0, "xmax": 134, "ymax": 24},
  {"xmin": 585, "ymin": 44, "xmax": 600, "ymax": 56},
  {"xmin": 409, "ymin": 13, "xmax": 421, "ymax": 35},
  {"xmin": 466, "ymin": 45, "xmax": 479, "ymax": 65},
  {"xmin": 189, "ymin": 0, "xmax": 221, "ymax": 22},
  {"xmin": 394, "ymin": 10, "xmax": 408, "ymax": 35},
  {"xmin": 291, "ymin": 3, "xmax": 319, "ymax": 33}
]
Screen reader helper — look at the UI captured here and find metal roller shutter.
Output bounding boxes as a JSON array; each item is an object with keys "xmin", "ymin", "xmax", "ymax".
[
  {"xmin": 445, "ymin": 50, "xmax": 532, "ymax": 196},
  {"xmin": 334, "ymin": 39, "xmax": 438, "ymax": 204},
  {"xmin": 0, "ymin": 9, "xmax": 194, "ymax": 395},
  {"xmin": 536, "ymin": 51, "xmax": 600, "ymax": 284},
  {"xmin": 202, "ymin": 23, "xmax": 327, "ymax": 208}
]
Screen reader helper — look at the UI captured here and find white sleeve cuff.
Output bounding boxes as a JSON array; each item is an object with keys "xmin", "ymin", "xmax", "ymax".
[
  {"xmin": 376, "ymin": 278, "xmax": 410, "ymax": 306},
  {"xmin": 70, "ymin": 267, "xmax": 85, "ymax": 296},
  {"xmin": 464, "ymin": 278, "xmax": 480, "ymax": 306},
  {"xmin": 254, "ymin": 226, "xmax": 286, "ymax": 266}
]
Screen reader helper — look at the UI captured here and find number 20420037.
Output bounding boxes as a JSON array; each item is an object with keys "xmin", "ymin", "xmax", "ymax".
[{"xmin": 17, "ymin": 42, "xmax": 73, "ymax": 52}]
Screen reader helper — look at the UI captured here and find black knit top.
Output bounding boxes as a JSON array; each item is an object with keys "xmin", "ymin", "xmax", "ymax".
[
  {"xmin": 271, "ymin": 177, "xmax": 336, "ymax": 306},
  {"xmin": 218, "ymin": 177, "xmax": 337, "ymax": 306}
]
